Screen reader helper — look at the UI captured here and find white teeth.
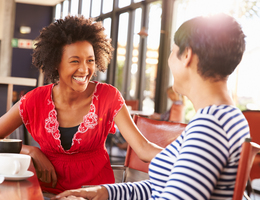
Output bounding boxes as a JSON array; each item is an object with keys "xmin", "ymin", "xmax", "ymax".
[{"xmin": 73, "ymin": 76, "xmax": 87, "ymax": 82}]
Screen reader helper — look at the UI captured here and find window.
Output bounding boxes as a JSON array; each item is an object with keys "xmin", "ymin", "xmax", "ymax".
[
  {"xmin": 70, "ymin": 0, "xmax": 79, "ymax": 16},
  {"xmin": 142, "ymin": 1, "xmax": 162, "ymax": 112},
  {"xmin": 55, "ymin": 3, "xmax": 61, "ymax": 19},
  {"xmin": 91, "ymin": 0, "xmax": 101, "ymax": 17},
  {"xmin": 118, "ymin": 0, "xmax": 131, "ymax": 8},
  {"xmin": 81, "ymin": 0, "xmax": 91, "ymax": 18},
  {"xmin": 130, "ymin": 8, "xmax": 142, "ymax": 99},
  {"xmin": 102, "ymin": 0, "xmax": 113, "ymax": 14},
  {"xmin": 115, "ymin": 12, "xmax": 129, "ymax": 93},
  {"xmin": 62, "ymin": 0, "xmax": 69, "ymax": 18},
  {"xmin": 103, "ymin": 17, "xmax": 112, "ymax": 38},
  {"xmin": 97, "ymin": 17, "xmax": 112, "ymax": 83}
]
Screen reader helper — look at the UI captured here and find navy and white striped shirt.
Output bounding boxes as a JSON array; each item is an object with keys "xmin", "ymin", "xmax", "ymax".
[{"xmin": 104, "ymin": 105, "xmax": 250, "ymax": 199}]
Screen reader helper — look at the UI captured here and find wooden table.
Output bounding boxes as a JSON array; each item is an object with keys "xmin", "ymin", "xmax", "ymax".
[{"xmin": 0, "ymin": 160, "xmax": 44, "ymax": 200}]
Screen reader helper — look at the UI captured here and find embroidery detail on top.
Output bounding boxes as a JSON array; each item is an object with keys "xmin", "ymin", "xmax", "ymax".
[
  {"xmin": 78, "ymin": 104, "xmax": 98, "ymax": 133},
  {"xmin": 19, "ymin": 95, "xmax": 30, "ymax": 126},
  {"xmin": 45, "ymin": 108, "xmax": 59, "ymax": 140},
  {"xmin": 92, "ymin": 82, "xmax": 99, "ymax": 101},
  {"xmin": 73, "ymin": 138, "xmax": 82, "ymax": 145},
  {"xmin": 112, "ymin": 93, "xmax": 124, "ymax": 119},
  {"xmin": 108, "ymin": 91, "xmax": 124, "ymax": 132},
  {"xmin": 47, "ymin": 99, "xmax": 52, "ymax": 105}
]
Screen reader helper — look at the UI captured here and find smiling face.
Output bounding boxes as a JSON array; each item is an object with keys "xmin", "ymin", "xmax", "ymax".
[{"xmin": 58, "ymin": 41, "xmax": 95, "ymax": 93}]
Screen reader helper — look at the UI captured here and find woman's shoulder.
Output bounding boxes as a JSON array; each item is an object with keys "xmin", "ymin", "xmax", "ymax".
[
  {"xmin": 94, "ymin": 81, "xmax": 118, "ymax": 91},
  {"xmin": 93, "ymin": 81, "xmax": 121, "ymax": 97},
  {"xmin": 189, "ymin": 105, "xmax": 248, "ymax": 138},
  {"xmin": 194, "ymin": 105, "xmax": 242, "ymax": 120},
  {"xmin": 22, "ymin": 84, "xmax": 53, "ymax": 101}
]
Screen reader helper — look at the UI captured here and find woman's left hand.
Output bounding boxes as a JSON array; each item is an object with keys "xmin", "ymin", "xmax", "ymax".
[{"xmin": 50, "ymin": 186, "xmax": 109, "ymax": 200}]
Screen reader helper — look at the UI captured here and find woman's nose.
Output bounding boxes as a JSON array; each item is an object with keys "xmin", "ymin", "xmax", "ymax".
[{"xmin": 78, "ymin": 62, "xmax": 88, "ymax": 73}]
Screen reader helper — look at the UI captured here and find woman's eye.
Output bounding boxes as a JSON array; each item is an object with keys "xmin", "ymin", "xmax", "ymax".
[
  {"xmin": 71, "ymin": 60, "xmax": 79, "ymax": 63},
  {"xmin": 88, "ymin": 59, "xmax": 95, "ymax": 63}
]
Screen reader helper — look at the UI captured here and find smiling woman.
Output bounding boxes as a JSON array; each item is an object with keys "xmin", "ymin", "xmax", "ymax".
[
  {"xmin": 0, "ymin": 15, "xmax": 163, "ymax": 196},
  {"xmin": 57, "ymin": 41, "xmax": 95, "ymax": 93}
]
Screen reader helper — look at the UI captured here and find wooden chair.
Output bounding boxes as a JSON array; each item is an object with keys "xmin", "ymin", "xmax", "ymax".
[
  {"xmin": 125, "ymin": 100, "xmax": 139, "ymax": 110},
  {"xmin": 233, "ymin": 138, "xmax": 260, "ymax": 200},
  {"xmin": 112, "ymin": 115, "xmax": 187, "ymax": 182},
  {"xmin": 242, "ymin": 110, "xmax": 260, "ymax": 195}
]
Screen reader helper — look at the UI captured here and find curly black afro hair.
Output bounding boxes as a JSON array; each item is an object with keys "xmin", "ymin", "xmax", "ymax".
[{"xmin": 32, "ymin": 15, "xmax": 114, "ymax": 83}]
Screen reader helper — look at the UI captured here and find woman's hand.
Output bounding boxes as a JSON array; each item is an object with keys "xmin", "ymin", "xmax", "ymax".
[
  {"xmin": 51, "ymin": 186, "xmax": 109, "ymax": 200},
  {"xmin": 21, "ymin": 145, "xmax": 57, "ymax": 188}
]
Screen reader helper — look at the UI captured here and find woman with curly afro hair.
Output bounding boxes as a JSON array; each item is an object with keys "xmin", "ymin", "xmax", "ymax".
[{"xmin": 0, "ymin": 16, "xmax": 162, "ymax": 196}]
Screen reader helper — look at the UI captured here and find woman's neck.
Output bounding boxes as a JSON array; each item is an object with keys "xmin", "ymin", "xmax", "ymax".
[{"xmin": 187, "ymin": 78, "xmax": 234, "ymax": 112}]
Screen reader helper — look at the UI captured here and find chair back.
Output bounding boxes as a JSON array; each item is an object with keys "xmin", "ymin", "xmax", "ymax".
[
  {"xmin": 242, "ymin": 110, "xmax": 260, "ymax": 143},
  {"xmin": 242, "ymin": 110, "xmax": 260, "ymax": 181},
  {"xmin": 124, "ymin": 115, "xmax": 187, "ymax": 174},
  {"xmin": 233, "ymin": 138, "xmax": 260, "ymax": 200},
  {"xmin": 125, "ymin": 100, "xmax": 139, "ymax": 110}
]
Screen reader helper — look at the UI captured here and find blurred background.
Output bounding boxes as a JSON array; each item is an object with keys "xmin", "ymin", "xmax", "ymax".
[{"xmin": 0, "ymin": 0, "xmax": 260, "ymax": 123}]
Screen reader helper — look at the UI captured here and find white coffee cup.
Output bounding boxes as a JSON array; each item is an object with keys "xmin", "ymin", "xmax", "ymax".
[{"xmin": 0, "ymin": 154, "xmax": 31, "ymax": 176}]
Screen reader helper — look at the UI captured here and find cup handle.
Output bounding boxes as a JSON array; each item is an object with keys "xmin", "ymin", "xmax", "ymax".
[{"xmin": 13, "ymin": 160, "xmax": 21, "ymax": 175}]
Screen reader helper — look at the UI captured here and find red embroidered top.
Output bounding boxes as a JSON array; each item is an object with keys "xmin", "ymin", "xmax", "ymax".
[{"xmin": 19, "ymin": 81, "xmax": 124, "ymax": 194}]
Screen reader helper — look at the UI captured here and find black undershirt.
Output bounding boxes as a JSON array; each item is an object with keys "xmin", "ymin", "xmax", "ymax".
[{"xmin": 59, "ymin": 125, "xmax": 79, "ymax": 150}]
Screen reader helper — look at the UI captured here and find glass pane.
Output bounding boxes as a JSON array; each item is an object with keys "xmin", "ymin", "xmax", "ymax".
[
  {"xmin": 55, "ymin": 3, "xmax": 61, "ymax": 19},
  {"xmin": 142, "ymin": 1, "xmax": 162, "ymax": 113},
  {"xmin": 115, "ymin": 12, "xmax": 129, "ymax": 92},
  {"xmin": 102, "ymin": 0, "xmax": 113, "ymax": 14},
  {"xmin": 118, "ymin": 0, "xmax": 131, "ymax": 8},
  {"xmin": 97, "ymin": 18, "xmax": 112, "ymax": 83},
  {"xmin": 81, "ymin": 0, "xmax": 90, "ymax": 18},
  {"xmin": 130, "ymin": 8, "xmax": 142, "ymax": 98},
  {"xmin": 91, "ymin": 0, "xmax": 101, "ymax": 17},
  {"xmin": 62, "ymin": 0, "xmax": 69, "ymax": 18},
  {"xmin": 70, "ymin": 0, "xmax": 79, "ymax": 16},
  {"xmin": 103, "ymin": 18, "xmax": 112, "ymax": 38}
]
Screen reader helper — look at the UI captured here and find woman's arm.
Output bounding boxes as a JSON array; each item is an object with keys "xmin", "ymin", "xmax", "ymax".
[
  {"xmin": 114, "ymin": 104, "xmax": 163, "ymax": 162},
  {"xmin": 0, "ymin": 101, "xmax": 57, "ymax": 187},
  {"xmin": 51, "ymin": 180, "xmax": 152, "ymax": 200},
  {"xmin": 21, "ymin": 144, "xmax": 57, "ymax": 187}
]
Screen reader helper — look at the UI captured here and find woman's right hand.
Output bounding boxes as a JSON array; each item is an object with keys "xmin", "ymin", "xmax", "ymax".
[{"xmin": 21, "ymin": 145, "xmax": 57, "ymax": 188}]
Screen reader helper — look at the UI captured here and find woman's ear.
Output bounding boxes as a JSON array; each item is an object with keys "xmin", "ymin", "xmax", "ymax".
[{"xmin": 182, "ymin": 47, "xmax": 193, "ymax": 67}]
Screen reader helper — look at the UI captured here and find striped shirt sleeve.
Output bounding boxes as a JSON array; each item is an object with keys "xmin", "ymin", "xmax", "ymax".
[{"xmin": 103, "ymin": 180, "xmax": 152, "ymax": 200}]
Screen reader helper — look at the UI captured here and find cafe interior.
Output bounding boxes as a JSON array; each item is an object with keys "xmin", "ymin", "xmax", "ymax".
[{"xmin": 0, "ymin": 0, "xmax": 260, "ymax": 199}]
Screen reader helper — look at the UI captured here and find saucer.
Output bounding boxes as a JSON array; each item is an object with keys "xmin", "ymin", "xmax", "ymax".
[{"xmin": 3, "ymin": 171, "xmax": 34, "ymax": 181}]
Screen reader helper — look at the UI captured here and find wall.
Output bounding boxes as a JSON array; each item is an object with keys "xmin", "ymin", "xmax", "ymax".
[
  {"xmin": 11, "ymin": 3, "xmax": 53, "ymax": 95},
  {"xmin": 0, "ymin": 0, "xmax": 4, "ymax": 40}
]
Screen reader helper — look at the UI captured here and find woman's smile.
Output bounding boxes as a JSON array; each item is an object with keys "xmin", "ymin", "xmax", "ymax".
[
  {"xmin": 73, "ymin": 76, "xmax": 87, "ymax": 83},
  {"xmin": 58, "ymin": 41, "xmax": 96, "ymax": 92}
]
